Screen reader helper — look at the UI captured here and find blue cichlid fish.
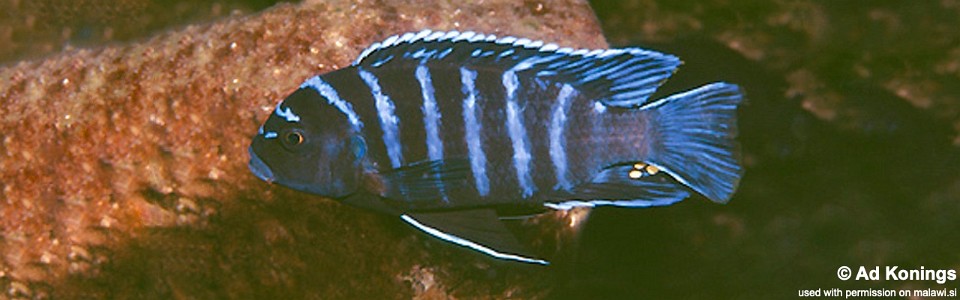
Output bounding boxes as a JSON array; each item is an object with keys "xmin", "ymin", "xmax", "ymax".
[{"xmin": 248, "ymin": 30, "xmax": 743, "ymax": 265}]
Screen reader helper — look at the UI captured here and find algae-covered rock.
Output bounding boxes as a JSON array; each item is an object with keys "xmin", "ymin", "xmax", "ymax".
[{"xmin": 0, "ymin": 0, "xmax": 605, "ymax": 298}]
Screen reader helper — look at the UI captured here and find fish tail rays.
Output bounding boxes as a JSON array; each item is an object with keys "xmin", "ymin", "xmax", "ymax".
[{"xmin": 640, "ymin": 82, "xmax": 744, "ymax": 203}]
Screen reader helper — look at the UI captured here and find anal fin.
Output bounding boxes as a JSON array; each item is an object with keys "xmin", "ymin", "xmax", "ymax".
[
  {"xmin": 545, "ymin": 163, "xmax": 691, "ymax": 210},
  {"xmin": 400, "ymin": 209, "xmax": 549, "ymax": 265}
]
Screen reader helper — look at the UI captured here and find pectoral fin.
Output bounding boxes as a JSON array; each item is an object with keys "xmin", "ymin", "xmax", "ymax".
[
  {"xmin": 400, "ymin": 209, "xmax": 549, "ymax": 265},
  {"xmin": 379, "ymin": 158, "xmax": 470, "ymax": 202},
  {"xmin": 340, "ymin": 189, "xmax": 400, "ymax": 215}
]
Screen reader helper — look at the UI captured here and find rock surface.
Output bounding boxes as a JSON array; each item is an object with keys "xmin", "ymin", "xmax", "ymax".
[{"xmin": 0, "ymin": 0, "xmax": 604, "ymax": 298}]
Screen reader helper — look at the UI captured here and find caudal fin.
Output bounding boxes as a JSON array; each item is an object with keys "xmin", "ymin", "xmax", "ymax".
[{"xmin": 643, "ymin": 82, "xmax": 743, "ymax": 203}]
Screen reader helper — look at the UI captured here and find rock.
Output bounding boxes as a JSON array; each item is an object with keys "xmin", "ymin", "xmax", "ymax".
[{"xmin": 0, "ymin": 0, "xmax": 605, "ymax": 298}]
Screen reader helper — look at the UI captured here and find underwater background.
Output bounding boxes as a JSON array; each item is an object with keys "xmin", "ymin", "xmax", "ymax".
[{"xmin": 1, "ymin": 0, "xmax": 958, "ymax": 298}]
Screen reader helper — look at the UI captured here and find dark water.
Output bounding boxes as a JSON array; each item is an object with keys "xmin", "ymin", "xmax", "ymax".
[
  {"xmin": 0, "ymin": 0, "xmax": 283, "ymax": 64},
  {"xmin": 5, "ymin": 0, "xmax": 958, "ymax": 298},
  {"xmin": 571, "ymin": 1, "xmax": 960, "ymax": 298}
]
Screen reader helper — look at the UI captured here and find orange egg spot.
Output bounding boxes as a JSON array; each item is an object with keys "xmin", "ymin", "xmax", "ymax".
[{"xmin": 645, "ymin": 165, "xmax": 659, "ymax": 175}]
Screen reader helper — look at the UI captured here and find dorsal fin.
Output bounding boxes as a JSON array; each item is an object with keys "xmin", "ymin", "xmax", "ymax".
[{"xmin": 353, "ymin": 30, "xmax": 682, "ymax": 107}]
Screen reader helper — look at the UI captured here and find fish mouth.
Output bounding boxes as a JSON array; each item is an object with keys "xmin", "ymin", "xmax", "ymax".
[{"xmin": 248, "ymin": 147, "xmax": 276, "ymax": 183}]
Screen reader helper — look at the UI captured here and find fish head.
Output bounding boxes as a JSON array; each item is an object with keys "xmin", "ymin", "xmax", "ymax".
[{"xmin": 249, "ymin": 86, "xmax": 366, "ymax": 198}]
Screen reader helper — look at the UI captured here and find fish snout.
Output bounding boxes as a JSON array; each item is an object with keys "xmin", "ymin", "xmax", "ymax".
[{"xmin": 248, "ymin": 147, "xmax": 276, "ymax": 183}]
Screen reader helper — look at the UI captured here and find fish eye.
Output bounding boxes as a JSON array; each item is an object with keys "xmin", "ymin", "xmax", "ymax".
[{"xmin": 281, "ymin": 129, "xmax": 305, "ymax": 150}]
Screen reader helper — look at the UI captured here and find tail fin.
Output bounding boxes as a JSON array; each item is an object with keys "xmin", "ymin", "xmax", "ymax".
[{"xmin": 642, "ymin": 82, "xmax": 743, "ymax": 203}]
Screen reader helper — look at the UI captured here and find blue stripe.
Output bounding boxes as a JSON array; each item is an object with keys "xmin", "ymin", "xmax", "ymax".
[
  {"xmin": 274, "ymin": 102, "xmax": 301, "ymax": 123},
  {"xmin": 460, "ymin": 67, "xmax": 489, "ymax": 196},
  {"xmin": 299, "ymin": 76, "xmax": 363, "ymax": 129},
  {"xmin": 358, "ymin": 68, "xmax": 403, "ymax": 168},
  {"xmin": 593, "ymin": 101, "xmax": 607, "ymax": 113},
  {"xmin": 418, "ymin": 64, "xmax": 448, "ymax": 203},
  {"xmin": 503, "ymin": 70, "xmax": 535, "ymax": 198},
  {"xmin": 590, "ymin": 101, "xmax": 606, "ymax": 178},
  {"xmin": 416, "ymin": 65, "xmax": 444, "ymax": 161},
  {"xmin": 549, "ymin": 84, "xmax": 576, "ymax": 191},
  {"xmin": 400, "ymin": 215, "xmax": 548, "ymax": 265}
]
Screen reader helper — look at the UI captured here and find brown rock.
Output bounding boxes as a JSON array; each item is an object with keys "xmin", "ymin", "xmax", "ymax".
[{"xmin": 0, "ymin": 0, "xmax": 605, "ymax": 297}]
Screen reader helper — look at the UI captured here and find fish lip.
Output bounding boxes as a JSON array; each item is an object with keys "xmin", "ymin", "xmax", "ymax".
[{"xmin": 248, "ymin": 147, "xmax": 276, "ymax": 183}]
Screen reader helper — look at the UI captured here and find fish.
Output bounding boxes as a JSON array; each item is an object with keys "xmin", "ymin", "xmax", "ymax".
[{"xmin": 248, "ymin": 30, "xmax": 743, "ymax": 265}]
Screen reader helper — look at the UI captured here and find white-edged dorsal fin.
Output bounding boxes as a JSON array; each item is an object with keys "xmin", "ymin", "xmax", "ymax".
[{"xmin": 352, "ymin": 29, "xmax": 682, "ymax": 107}]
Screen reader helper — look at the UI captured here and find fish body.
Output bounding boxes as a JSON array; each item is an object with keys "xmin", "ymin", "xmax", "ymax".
[{"xmin": 249, "ymin": 30, "xmax": 743, "ymax": 264}]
